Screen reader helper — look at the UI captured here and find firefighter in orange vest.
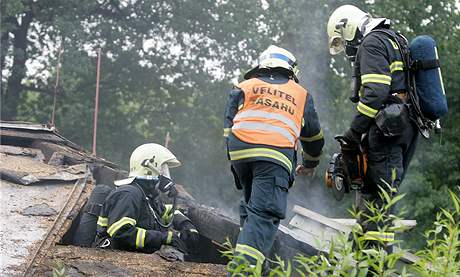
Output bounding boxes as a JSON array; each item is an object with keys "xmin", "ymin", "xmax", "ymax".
[{"xmin": 224, "ymin": 45, "xmax": 324, "ymax": 273}]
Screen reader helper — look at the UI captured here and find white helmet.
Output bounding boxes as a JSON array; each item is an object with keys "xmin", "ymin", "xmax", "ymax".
[
  {"xmin": 244, "ymin": 45, "xmax": 300, "ymax": 82},
  {"xmin": 327, "ymin": 5, "xmax": 370, "ymax": 55},
  {"xmin": 114, "ymin": 143, "xmax": 181, "ymax": 186}
]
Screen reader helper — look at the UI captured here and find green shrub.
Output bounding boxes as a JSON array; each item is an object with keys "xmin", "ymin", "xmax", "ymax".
[
  {"xmin": 222, "ymin": 186, "xmax": 460, "ymax": 277},
  {"xmin": 412, "ymin": 188, "xmax": 460, "ymax": 277}
]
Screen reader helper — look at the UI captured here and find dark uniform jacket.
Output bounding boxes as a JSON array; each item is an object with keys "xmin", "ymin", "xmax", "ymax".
[
  {"xmin": 224, "ymin": 72, "xmax": 324, "ymax": 181},
  {"xmin": 350, "ymin": 24, "xmax": 408, "ymax": 135},
  {"xmin": 95, "ymin": 181, "xmax": 190, "ymax": 253}
]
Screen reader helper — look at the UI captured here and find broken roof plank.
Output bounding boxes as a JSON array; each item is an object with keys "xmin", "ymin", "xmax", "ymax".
[
  {"xmin": 0, "ymin": 121, "xmax": 56, "ymax": 131},
  {"xmin": 1, "ymin": 121, "xmax": 119, "ymax": 170},
  {"xmin": 184, "ymin": 199, "xmax": 321, "ymax": 261},
  {"xmin": 24, "ymin": 174, "xmax": 93, "ymax": 276},
  {"xmin": 292, "ymin": 205, "xmax": 352, "ymax": 234},
  {"xmin": 0, "ymin": 128, "xmax": 64, "ymax": 143}
]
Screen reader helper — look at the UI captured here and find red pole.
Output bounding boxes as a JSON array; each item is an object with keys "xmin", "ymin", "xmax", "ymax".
[
  {"xmin": 92, "ymin": 48, "xmax": 101, "ymax": 155},
  {"xmin": 51, "ymin": 45, "xmax": 63, "ymax": 127}
]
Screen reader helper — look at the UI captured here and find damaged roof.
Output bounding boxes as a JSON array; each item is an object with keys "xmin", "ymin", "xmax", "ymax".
[{"xmin": 0, "ymin": 121, "xmax": 226, "ymax": 276}]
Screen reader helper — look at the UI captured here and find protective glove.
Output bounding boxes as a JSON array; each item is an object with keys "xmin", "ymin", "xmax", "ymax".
[
  {"xmin": 163, "ymin": 231, "xmax": 187, "ymax": 254},
  {"xmin": 179, "ymin": 222, "xmax": 200, "ymax": 253},
  {"xmin": 341, "ymin": 128, "xmax": 362, "ymax": 149}
]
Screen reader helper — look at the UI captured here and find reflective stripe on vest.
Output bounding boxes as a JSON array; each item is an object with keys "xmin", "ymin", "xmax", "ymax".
[
  {"xmin": 234, "ymin": 110, "xmax": 301, "ymax": 136},
  {"xmin": 232, "ymin": 78, "xmax": 307, "ymax": 148},
  {"xmin": 228, "ymin": 148, "xmax": 292, "ymax": 172},
  {"xmin": 233, "ymin": 122, "xmax": 296, "ymax": 145}
]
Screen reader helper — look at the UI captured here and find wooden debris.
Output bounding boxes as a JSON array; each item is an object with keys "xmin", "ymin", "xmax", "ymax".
[{"xmin": 0, "ymin": 145, "xmax": 45, "ymax": 161}]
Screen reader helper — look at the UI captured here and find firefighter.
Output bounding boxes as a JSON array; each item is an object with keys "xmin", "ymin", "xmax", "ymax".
[
  {"xmin": 327, "ymin": 5, "xmax": 418, "ymax": 246},
  {"xmin": 94, "ymin": 143, "xmax": 199, "ymax": 257},
  {"xmin": 224, "ymin": 45, "xmax": 324, "ymax": 273}
]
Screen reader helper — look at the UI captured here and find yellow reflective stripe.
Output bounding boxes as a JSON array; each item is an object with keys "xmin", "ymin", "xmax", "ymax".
[
  {"xmin": 359, "ymin": 86, "xmax": 364, "ymax": 98},
  {"xmin": 135, "ymin": 228, "xmax": 146, "ymax": 249},
  {"xmin": 361, "ymin": 74, "xmax": 392, "ymax": 85},
  {"xmin": 234, "ymin": 109, "xmax": 301, "ymax": 136},
  {"xmin": 164, "ymin": 204, "xmax": 173, "ymax": 212},
  {"xmin": 97, "ymin": 216, "xmax": 108, "ymax": 227},
  {"xmin": 229, "ymin": 148, "xmax": 292, "ymax": 172},
  {"xmin": 107, "ymin": 217, "xmax": 137, "ymax": 237},
  {"xmin": 357, "ymin": 102, "xmax": 379, "ymax": 118},
  {"xmin": 238, "ymin": 103, "xmax": 244, "ymax": 110},
  {"xmin": 302, "ymin": 151, "xmax": 321, "ymax": 161},
  {"xmin": 235, "ymin": 244, "xmax": 265, "ymax": 263},
  {"xmin": 223, "ymin": 128, "xmax": 231, "ymax": 137},
  {"xmin": 299, "ymin": 129, "xmax": 323, "ymax": 142},
  {"xmin": 162, "ymin": 204, "xmax": 174, "ymax": 223},
  {"xmin": 364, "ymin": 231, "xmax": 395, "ymax": 242},
  {"xmin": 190, "ymin": 229, "xmax": 198, "ymax": 233},
  {"xmin": 388, "ymin": 39, "xmax": 399, "ymax": 49},
  {"xmin": 233, "ymin": 122, "xmax": 296, "ymax": 145},
  {"xmin": 390, "ymin": 61, "xmax": 404, "ymax": 73},
  {"xmin": 166, "ymin": 231, "xmax": 173, "ymax": 244}
]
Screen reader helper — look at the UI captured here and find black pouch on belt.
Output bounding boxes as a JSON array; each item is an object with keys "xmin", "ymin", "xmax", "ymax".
[{"xmin": 375, "ymin": 103, "xmax": 409, "ymax": 137}]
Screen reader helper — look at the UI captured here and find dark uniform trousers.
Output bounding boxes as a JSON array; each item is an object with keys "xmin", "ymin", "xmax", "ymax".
[
  {"xmin": 232, "ymin": 161, "xmax": 289, "ymax": 265},
  {"xmin": 357, "ymin": 121, "xmax": 418, "ymax": 236}
]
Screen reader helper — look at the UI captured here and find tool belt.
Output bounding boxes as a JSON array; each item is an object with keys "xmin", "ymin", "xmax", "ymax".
[{"xmin": 375, "ymin": 93, "xmax": 410, "ymax": 137}]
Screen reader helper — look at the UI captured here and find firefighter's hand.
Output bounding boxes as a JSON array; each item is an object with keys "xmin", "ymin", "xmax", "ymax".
[
  {"xmin": 180, "ymin": 226, "xmax": 200, "ymax": 253},
  {"xmin": 296, "ymin": 165, "xmax": 315, "ymax": 177},
  {"xmin": 341, "ymin": 128, "xmax": 361, "ymax": 148},
  {"xmin": 164, "ymin": 231, "xmax": 187, "ymax": 253}
]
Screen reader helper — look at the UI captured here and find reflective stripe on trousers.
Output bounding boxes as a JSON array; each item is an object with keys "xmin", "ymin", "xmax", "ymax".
[
  {"xmin": 364, "ymin": 231, "xmax": 395, "ymax": 242},
  {"xmin": 235, "ymin": 243, "xmax": 265, "ymax": 264}
]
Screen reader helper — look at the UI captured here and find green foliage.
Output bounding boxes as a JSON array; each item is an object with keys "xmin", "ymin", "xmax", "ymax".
[
  {"xmin": 222, "ymin": 187, "xmax": 460, "ymax": 276},
  {"xmin": 412, "ymin": 188, "xmax": 460, "ymax": 277}
]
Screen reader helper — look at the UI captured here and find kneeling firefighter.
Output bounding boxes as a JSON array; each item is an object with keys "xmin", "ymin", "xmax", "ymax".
[
  {"xmin": 224, "ymin": 45, "xmax": 324, "ymax": 274},
  {"xmin": 326, "ymin": 5, "xmax": 421, "ymax": 247},
  {"xmin": 93, "ymin": 143, "xmax": 199, "ymax": 257}
]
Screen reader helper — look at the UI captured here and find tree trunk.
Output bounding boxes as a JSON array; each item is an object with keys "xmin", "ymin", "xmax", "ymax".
[
  {"xmin": 1, "ymin": 28, "xmax": 10, "ymax": 73},
  {"xmin": 1, "ymin": 12, "xmax": 33, "ymax": 120}
]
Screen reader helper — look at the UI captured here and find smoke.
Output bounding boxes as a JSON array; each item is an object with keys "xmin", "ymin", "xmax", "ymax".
[
  {"xmin": 172, "ymin": 1, "xmax": 356, "ymax": 222},
  {"xmin": 282, "ymin": 1, "xmax": 355, "ymax": 220}
]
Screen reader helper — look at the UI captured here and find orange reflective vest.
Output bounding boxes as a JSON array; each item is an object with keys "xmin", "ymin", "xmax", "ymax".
[{"xmin": 232, "ymin": 78, "xmax": 308, "ymax": 148}]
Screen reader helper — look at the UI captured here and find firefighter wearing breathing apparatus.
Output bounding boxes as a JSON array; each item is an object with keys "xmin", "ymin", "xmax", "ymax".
[
  {"xmin": 94, "ymin": 143, "xmax": 199, "ymax": 256},
  {"xmin": 327, "ymin": 5, "xmax": 419, "ymax": 246},
  {"xmin": 224, "ymin": 45, "xmax": 324, "ymax": 273}
]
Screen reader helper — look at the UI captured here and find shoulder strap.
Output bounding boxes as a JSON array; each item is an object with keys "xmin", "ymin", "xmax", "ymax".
[{"xmin": 369, "ymin": 29, "xmax": 432, "ymax": 138}]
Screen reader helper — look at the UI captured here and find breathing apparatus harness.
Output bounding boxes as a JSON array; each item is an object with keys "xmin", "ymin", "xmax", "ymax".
[{"xmin": 134, "ymin": 175, "xmax": 178, "ymax": 229}]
